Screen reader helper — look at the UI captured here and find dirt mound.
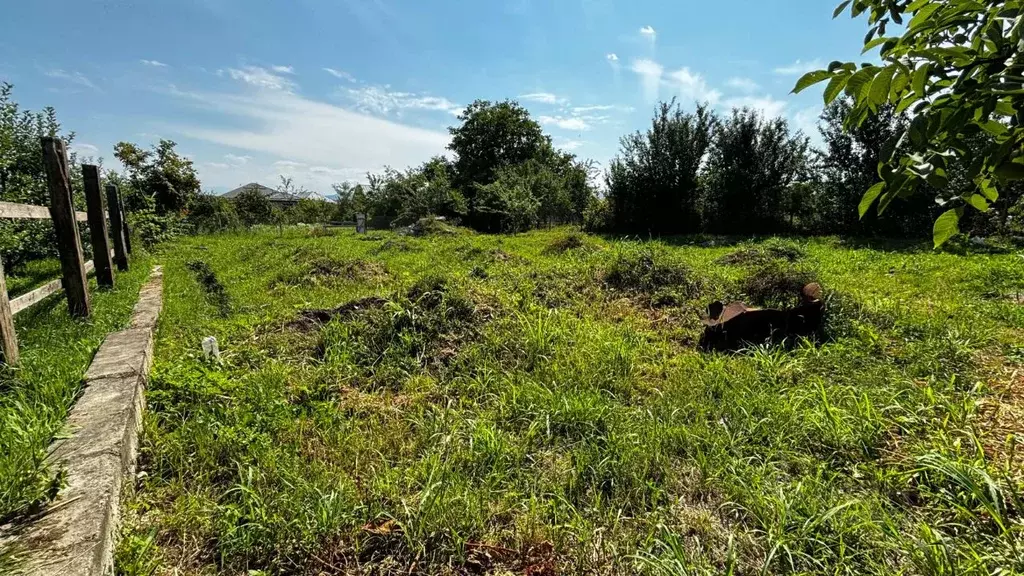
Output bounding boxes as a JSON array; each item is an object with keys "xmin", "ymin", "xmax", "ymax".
[
  {"xmin": 718, "ymin": 240, "xmax": 806, "ymax": 266},
  {"xmin": 289, "ymin": 296, "xmax": 389, "ymax": 330},
  {"xmin": 274, "ymin": 256, "xmax": 388, "ymax": 287}
]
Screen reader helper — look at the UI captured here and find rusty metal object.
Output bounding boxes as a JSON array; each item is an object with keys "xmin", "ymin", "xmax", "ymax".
[{"xmin": 700, "ymin": 283, "xmax": 825, "ymax": 351}]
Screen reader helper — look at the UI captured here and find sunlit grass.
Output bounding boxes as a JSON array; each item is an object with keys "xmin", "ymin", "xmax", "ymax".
[{"xmin": 118, "ymin": 228, "xmax": 1023, "ymax": 575}]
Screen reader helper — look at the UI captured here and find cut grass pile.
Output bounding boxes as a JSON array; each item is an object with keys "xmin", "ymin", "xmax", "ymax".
[
  {"xmin": 0, "ymin": 255, "xmax": 154, "ymax": 526},
  {"xmin": 118, "ymin": 228, "xmax": 1023, "ymax": 575}
]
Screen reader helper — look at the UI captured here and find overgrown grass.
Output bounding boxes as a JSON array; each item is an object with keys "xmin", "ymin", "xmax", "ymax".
[
  {"xmin": 0, "ymin": 255, "xmax": 154, "ymax": 526},
  {"xmin": 118, "ymin": 227, "xmax": 1023, "ymax": 575}
]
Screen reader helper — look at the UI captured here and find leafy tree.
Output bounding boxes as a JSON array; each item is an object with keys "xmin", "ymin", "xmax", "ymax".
[
  {"xmin": 0, "ymin": 83, "xmax": 76, "ymax": 266},
  {"xmin": 289, "ymin": 198, "xmax": 335, "ymax": 225},
  {"xmin": 793, "ymin": 0, "xmax": 1024, "ymax": 246},
  {"xmin": 364, "ymin": 158, "xmax": 468, "ymax": 228},
  {"xmin": 815, "ymin": 98, "xmax": 934, "ymax": 237},
  {"xmin": 114, "ymin": 139, "xmax": 201, "ymax": 214},
  {"xmin": 702, "ymin": 108, "xmax": 810, "ymax": 234},
  {"xmin": 448, "ymin": 100, "xmax": 550, "ymax": 225},
  {"xmin": 234, "ymin": 184, "xmax": 274, "ymax": 227},
  {"xmin": 473, "ymin": 167, "xmax": 542, "ymax": 232},
  {"xmin": 187, "ymin": 194, "xmax": 241, "ymax": 233},
  {"xmin": 605, "ymin": 100, "xmax": 716, "ymax": 234}
]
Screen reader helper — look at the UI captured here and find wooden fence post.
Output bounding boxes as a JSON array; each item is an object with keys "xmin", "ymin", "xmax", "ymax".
[
  {"xmin": 105, "ymin": 184, "xmax": 129, "ymax": 271},
  {"xmin": 123, "ymin": 213, "xmax": 133, "ymax": 255},
  {"xmin": 40, "ymin": 137, "xmax": 91, "ymax": 318},
  {"xmin": 82, "ymin": 165, "xmax": 114, "ymax": 288},
  {"xmin": 0, "ymin": 258, "xmax": 19, "ymax": 365}
]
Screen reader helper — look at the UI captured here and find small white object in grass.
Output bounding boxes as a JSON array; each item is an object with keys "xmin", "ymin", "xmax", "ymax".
[{"xmin": 202, "ymin": 336, "xmax": 220, "ymax": 360}]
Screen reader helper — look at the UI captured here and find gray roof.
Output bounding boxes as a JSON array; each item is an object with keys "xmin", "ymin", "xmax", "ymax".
[{"xmin": 222, "ymin": 183, "xmax": 334, "ymax": 203}]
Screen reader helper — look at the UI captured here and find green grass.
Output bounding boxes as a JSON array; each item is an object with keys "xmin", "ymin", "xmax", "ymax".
[
  {"xmin": 4, "ymin": 258, "xmax": 62, "ymax": 298},
  {"xmin": 118, "ymin": 228, "xmax": 1023, "ymax": 575},
  {"xmin": 0, "ymin": 255, "xmax": 154, "ymax": 528}
]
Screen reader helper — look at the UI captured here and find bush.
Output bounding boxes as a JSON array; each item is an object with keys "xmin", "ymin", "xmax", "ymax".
[
  {"xmin": 187, "ymin": 194, "xmax": 241, "ymax": 233},
  {"xmin": 740, "ymin": 260, "xmax": 817, "ymax": 307},
  {"xmin": 127, "ymin": 209, "xmax": 187, "ymax": 248},
  {"xmin": 605, "ymin": 244, "xmax": 700, "ymax": 296}
]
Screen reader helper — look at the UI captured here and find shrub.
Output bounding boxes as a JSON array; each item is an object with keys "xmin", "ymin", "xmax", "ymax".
[
  {"xmin": 740, "ymin": 260, "xmax": 817, "ymax": 307},
  {"xmin": 605, "ymin": 244, "xmax": 700, "ymax": 296}
]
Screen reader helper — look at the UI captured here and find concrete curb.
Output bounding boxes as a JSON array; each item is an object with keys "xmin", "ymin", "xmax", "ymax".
[{"xmin": 10, "ymin": 266, "xmax": 163, "ymax": 576}]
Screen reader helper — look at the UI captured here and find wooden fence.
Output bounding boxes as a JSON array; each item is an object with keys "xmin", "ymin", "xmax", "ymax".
[{"xmin": 0, "ymin": 137, "xmax": 132, "ymax": 365}]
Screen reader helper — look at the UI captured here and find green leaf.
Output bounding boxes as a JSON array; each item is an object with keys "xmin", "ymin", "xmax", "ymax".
[
  {"xmin": 912, "ymin": 64, "xmax": 931, "ymax": 97},
  {"xmin": 862, "ymin": 36, "xmax": 895, "ymax": 54},
  {"xmin": 980, "ymin": 120, "xmax": 1008, "ymax": 136},
  {"xmin": 910, "ymin": 3, "xmax": 941, "ymax": 30},
  {"xmin": 823, "ymin": 75, "xmax": 849, "ymax": 105},
  {"xmin": 833, "ymin": 0, "xmax": 852, "ymax": 18},
  {"xmin": 967, "ymin": 194, "xmax": 989, "ymax": 211},
  {"xmin": 845, "ymin": 67, "xmax": 879, "ymax": 103},
  {"xmin": 978, "ymin": 179, "xmax": 999, "ymax": 202},
  {"xmin": 994, "ymin": 161, "xmax": 1024, "ymax": 180},
  {"xmin": 889, "ymin": 70, "xmax": 909, "ymax": 100},
  {"xmin": 868, "ymin": 66, "xmax": 896, "ymax": 109},
  {"xmin": 933, "ymin": 209, "xmax": 960, "ymax": 248},
  {"xmin": 859, "ymin": 182, "xmax": 885, "ymax": 218},
  {"xmin": 792, "ymin": 70, "xmax": 832, "ymax": 94}
]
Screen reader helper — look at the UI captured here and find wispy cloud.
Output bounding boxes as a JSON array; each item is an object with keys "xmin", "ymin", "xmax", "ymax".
[
  {"xmin": 555, "ymin": 139, "xmax": 585, "ymax": 151},
  {"xmin": 606, "ymin": 53, "xmax": 619, "ymax": 62},
  {"xmin": 538, "ymin": 115, "xmax": 591, "ymax": 131},
  {"xmin": 71, "ymin": 143, "xmax": 99, "ymax": 157},
  {"xmin": 726, "ymin": 77, "xmax": 759, "ymax": 93},
  {"xmin": 793, "ymin": 106, "xmax": 821, "ymax": 137},
  {"xmin": 631, "ymin": 58, "xmax": 663, "ymax": 103},
  {"xmin": 343, "ymin": 85, "xmax": 461, "ymax": 116},
  {"xmin": 639, "ymin": 25, "xmax": 656, "ymax": 41},
  {"xmin": 669, "ymin": 67, "xmax": 721, "ymax": 105},
  {"xmin": 773, "ymin": 59, "xmax": 824, "ymax": 76},
  {"xmin": 323, "ymin": 67, "xmax": 356, "ymax": 82},
  {"xmin": 140, "ymin": 59, "xmax": 168, "ymax": 68},
  {"xmin": 519, "ymin": 92, "xmax": 567, "ymax": 105},
  {"xmin": 271, "ymin": 65, "xmax": 295, "ymax": 74},
  {"xmin": 722, "ymin": 95, "xmax": 788, "ymax": 118},
  {"xmin": 224, "ymin": 66, "xmax": 295, "ymax": 91},
  {"xmin": 163, "ymin": 82, "xmax": 450, "ymax": 191},
  {"xmin": 572, "ymin": 104, "xmax": 632, "ymax": 114},
  {"xmin": 44, "ymin": 69, "xmax": 99, "ymax": 91}
]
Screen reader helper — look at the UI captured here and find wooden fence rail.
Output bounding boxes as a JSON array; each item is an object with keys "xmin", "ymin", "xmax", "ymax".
[{"xmin": 0, "ymin": 138, "xmax": 132, "ymax": 365}]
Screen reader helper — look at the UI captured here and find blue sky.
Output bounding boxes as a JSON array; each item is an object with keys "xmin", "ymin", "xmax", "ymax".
[{"xmin": 1, "ymin": 0, "xmax": 867, "ymax": 194}]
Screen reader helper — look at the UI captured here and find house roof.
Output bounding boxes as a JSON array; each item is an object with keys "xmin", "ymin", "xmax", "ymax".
[{"xmin": 222, "ymin": 183, "xmax": 334, "ymax": 203}]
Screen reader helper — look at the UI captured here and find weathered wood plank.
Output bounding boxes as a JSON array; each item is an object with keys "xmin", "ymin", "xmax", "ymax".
[
  {"xmin": 41, "ymin": 137, "xmax": 91, "ymax": 318},
  {"xmin": 0, "ymin": 201, "xmax": 86, "ymax": 221},
  {"xmin": 10, "ymin": 258, "xmax": 99, "ymax": 316},
  {"xmin": 105, "ymin": 184, "xmax": 129, "ymax": 271},
  {"xmin": 82, "ymin": 165, "xmax": 114, "ymax": 288},
  {"xmin": 0, "ymin": 258, "xmax": 20, "ymax": 364}
]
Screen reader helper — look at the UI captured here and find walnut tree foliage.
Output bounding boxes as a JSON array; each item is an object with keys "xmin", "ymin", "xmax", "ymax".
[{"xmin": 793, "ymin": 0, "xmax": 1024, "ymax": 246}]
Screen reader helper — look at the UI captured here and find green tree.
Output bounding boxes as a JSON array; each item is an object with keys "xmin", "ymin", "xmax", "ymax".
[
  {"xmin": 234, "ymin": 184, "xmax": 274, "ymax": 228},
  {"xmin": 113, "ymin": 139, "xmax": 201, "ymax": 214},
  {"xmin": 605, "ymin": 100, "xmax": 716, "ymax": 234},
  {"xmin": 702, "ymin": 108, "xmax": 810, "ymax": 234},
  {"xmin": 448, "ymin": 100, "xmax": 550, "ymax": 228},
  {"xmin": 793, "ymin": 0, "xmax": 1024, "ymax": 246},
  {"xmin": 188, "ymin": 194, "xmax": 241, "ymax": 233},
  {"xmin": 816, "ymin": 98, "xmax": 934, "ymax": 237}
]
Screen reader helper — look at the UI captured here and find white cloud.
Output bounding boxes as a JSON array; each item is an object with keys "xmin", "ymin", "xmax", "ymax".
[
  {"xmin": 44, "ymin": 69, "xmax": 98, "ymax": 91},
  {"xmin": 519, "ymin": 92, "xmax": 566, "ymax": 105},
  {"xmin": 572, "ymin": 104, "xmax": 632, "ymax": 114},
  {"xmin": 71, "ymin": 143, "xmax": 99, "ymax": 157},
  {"xmin": 271, "ymin": 65, "xmax": 295, "ymax": 74},
  {"xmin": 344, "ymin": 85, "xmax": 461, "ymax": 116},
  {"xmin": 726, "ymin": 77, "xmax": 759, "ymax": 93},
  {"xmin": 140, "ymin": 59, "xmax": 168, "ymax": 68},
  {"xmin": 555, "ymin": 140, "xmax": 585, "ymax": 151},
  {"xmin": 224, "ymin": 153, "xmax": 251, "ymax": 165},
  {"xmin": 773, "ymin": 59, "xmax": 824, "ymax": 76},
  {"xmin": 323, "ymin": 67, "xmax": 356, "ymax": 82},
  {"xmin": 722, "ymin": 95, "xmax": 788, "ymax": 118},
  {"xmin": 606, "ymin": 53, "xmax": 619, "ymax": 62},
  {"xmin": 538, "ymin": 115, "xmax": 591, "ymax": 131},
  {"xmin": 631, "ymin": 58, "xmax": 663, "ymax": 103},
  {"xmin": 163, "ymin": 82, "xmax": 450, "ymax": 192},
  {"xmin": 226, "ymin": 66, "xmax": 295, "ymax": 91},
  {"xmin": 668, "ymin": 67, "xmax": 721, "ymax": 105},
  {"xmin": 639, "ymin": 25, "xmax": 656, "ymax": 40},
  {"xmin": 793, "ymin": 106, "xmax": 821, "ymax": 136}
]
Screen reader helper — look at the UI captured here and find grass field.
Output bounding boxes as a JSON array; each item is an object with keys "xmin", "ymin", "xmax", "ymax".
[
  {"xmin": 0, "ymin": 255, "xmax": 154, "ymax": 530},
  {"xmin": 118, "ymin": 227, "xmax": 1023, "ymax": 575}
]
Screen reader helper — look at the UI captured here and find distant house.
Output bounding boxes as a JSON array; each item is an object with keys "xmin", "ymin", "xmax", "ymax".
[{"xmin": 222, "ymin": 182, "xmax": 332, "ymax": 208}]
